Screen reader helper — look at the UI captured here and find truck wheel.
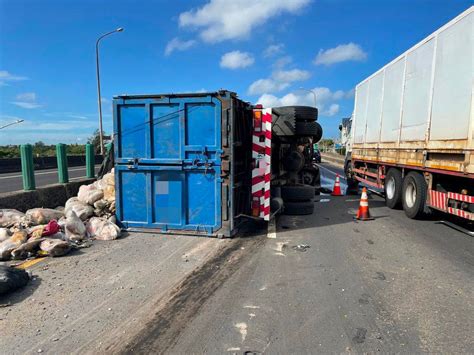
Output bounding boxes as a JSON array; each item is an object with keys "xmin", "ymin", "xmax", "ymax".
[
  {"xmin": 385, "ymin": 169, "xmax": 402, "ymax": 209},
  {"xmin": 402, "ymin": 171, "xmax": 427, "ymax": 219},
  {"xmin": 295, "ymin": 121, "xmax": 318, "ymax": 136},
  {"xmin": 281, "ymin": 185, "xmax": 315, "ymax": 201},
  {"xmin": 313, "ymin": 122, "xmax": 323, "ymax": 142},
  {"xmin": 344, "ymin": 158, "xmax": 359, "ymax": 194},
  {"xmin": 283, "ymin": 200, "xmax": 314, "ymax": 215},
  {"xmin": 273, "ymin": 106, "xmax": 318, "ymax": 121}
]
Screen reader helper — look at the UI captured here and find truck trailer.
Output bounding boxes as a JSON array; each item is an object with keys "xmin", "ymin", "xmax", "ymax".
[
  {"xmin": 345, "ymin": 7, "xmax": 473, "ymax": 221},
  {"xmin": 113, "ymin": 91, "xmax": 322, "ymax": 237}
]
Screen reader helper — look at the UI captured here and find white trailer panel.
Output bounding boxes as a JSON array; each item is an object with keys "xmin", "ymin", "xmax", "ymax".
[
  {"xmin": 365, "ymin": 71, "xmax": 384, "ymax": 143},
  {"xmin": 380, "ymin": 59, "xmax": 404, "ymax": 142},
  {"xmin": 400, "ymin": 39, "xmax": 434, "ymax": 141},
  {"xmin": 430, "ymin": 13, "xmax": 472, "ymax": 141},
  {"xmin": 351, "ymin": 7, "xmax": 473, "ymax": 175}
]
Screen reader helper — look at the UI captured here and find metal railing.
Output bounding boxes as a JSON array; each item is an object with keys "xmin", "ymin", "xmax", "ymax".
[{"xmin": 18, "ymin": 143, "xmax": 96, "ymax": 191}]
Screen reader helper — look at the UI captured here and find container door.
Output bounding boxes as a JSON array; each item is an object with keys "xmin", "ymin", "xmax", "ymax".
[{"xmin": 114, "ymin": 95, "xmax": 222, "ymax": 233}]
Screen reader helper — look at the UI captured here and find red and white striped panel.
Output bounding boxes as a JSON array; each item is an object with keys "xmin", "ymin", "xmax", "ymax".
[
  {"xmin": 447, "ymin": 207, "xmax": 474, "ymax": 220},
  {"xmin": 428, "ymin": 189, "xmax": 447, "ymax": 211},
  {"xmin": 251, "ymin": 108, "xmax": 272, "ymax": 221},
  {"xmin": 447, "ymin": 192, "xmax": 474, "ymax": 204}
]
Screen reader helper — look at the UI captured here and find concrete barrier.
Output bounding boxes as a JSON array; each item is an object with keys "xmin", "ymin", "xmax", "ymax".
[{"xmin": 0, "ymin": 178, "xmax": 95, "ymax": 212}]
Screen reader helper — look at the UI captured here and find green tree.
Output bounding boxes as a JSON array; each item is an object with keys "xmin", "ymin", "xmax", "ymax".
[{"xmin": 88, "ymin": 129, "xmax": 104, "ymax": 154}]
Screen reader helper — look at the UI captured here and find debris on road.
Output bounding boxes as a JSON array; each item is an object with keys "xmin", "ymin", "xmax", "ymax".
[
  {"xmin": 0, "ymin": 264, "xmax": 30, "ymax": 295},
  {"xmin": 0, "ymin": 171, "xmax": 120, "ymax": 264},
  {"xmin": 0, "ymin": 209, "xmax": 25, "ymax": 227},
  {"xmin": 292, "ymin": 244, "xmax": 311, "ymax": 252}
]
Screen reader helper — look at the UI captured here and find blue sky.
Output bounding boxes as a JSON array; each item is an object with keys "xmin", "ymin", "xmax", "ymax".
[{"xmin": 0, "ymin": 0, "xmax": 471, "ymax": 145}]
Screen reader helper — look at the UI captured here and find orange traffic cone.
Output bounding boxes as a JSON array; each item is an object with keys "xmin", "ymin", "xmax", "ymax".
[
  {"xmin": 355, "ymin": 187, "xmax": 374, "ymax": 220},
  {"xmin": 331, "ymin": 174, "xmax": 343, "ymax": 196}
]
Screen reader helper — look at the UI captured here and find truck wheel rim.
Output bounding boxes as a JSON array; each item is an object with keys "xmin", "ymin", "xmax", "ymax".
[
  {"xmin": 386, "ymin": 177, "xmax": 395, "ymax": 200},
  {"xmin": 405, "ymin": 181, "xmax": 416, "ymax": 208}
]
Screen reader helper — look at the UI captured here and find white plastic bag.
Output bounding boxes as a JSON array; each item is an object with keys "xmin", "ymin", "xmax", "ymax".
[
  {"xmin": 0, "ymin": 209, "xmax": 25, "ymax": 227},
  {"xmin": 77, "ymin": 184, "xmax": 104, "ymax": 205},
  {"xmin": 64, "ymin": 210, "xmax": 86, "ymax": 242},
  {"xmin": 0, "ymin": 230, "xmax": 28, "ymax": 261},
  {"xmin": 65, "ymin": 199, "xmax": 94, "ymax": 221},
  {"xmin": 40, "ymin": 238, "xmax": 71, "ymax": 257},
  {"xmin": 0, "ymin": 228, "xmax": 10, "ymax": 242},
  {"xmin": 86, "ymin": 217, "xmax": 121, "ymax": 241},
  {"xmin": 25, "ymin": 208, "xmax": 64, "ymax": 225}
]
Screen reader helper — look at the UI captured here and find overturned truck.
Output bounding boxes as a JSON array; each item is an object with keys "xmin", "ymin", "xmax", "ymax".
[{"xmin": 113, "ymin": 91, "xmax": 322, "ymax": 237}]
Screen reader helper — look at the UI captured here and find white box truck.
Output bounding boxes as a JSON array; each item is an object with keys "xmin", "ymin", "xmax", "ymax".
[{"xmin": 345, "ymin": 7, "xmax": 473, "ymax": 221}]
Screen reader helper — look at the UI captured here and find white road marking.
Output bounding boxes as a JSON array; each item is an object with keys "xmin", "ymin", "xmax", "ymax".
[
  {"xmin": 243, "ymin": 305, "xmax": 260, "ymax": 309},
  {"xmin": 267, "ymin": 218, "xmax": 276, "ymax": 239},
  {"xmin": 0, "ymin": 166, "xmax": 93, "ymax": 180},
  {"xmin": 227, "ymin": 347, "xmax": 241, "ymax": 351},
  {"xmin": 235, "ymin": 323, "xmax": 248, "ymax": 342}
]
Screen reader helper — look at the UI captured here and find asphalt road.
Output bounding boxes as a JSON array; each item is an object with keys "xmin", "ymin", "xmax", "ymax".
[
  {"xmin": 1, "ymin": 163, "xmax": 472, "ymax": 353},
  {"xmin": 128, "ymin": 162, "xmax": 473, "ymax": 353},
  {"xmin": 0, "ymin": 165, "xmax": 100, "ymax": 193}
]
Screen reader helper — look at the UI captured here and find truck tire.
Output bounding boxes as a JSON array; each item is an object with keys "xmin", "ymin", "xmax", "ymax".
[
  {"xmin": 313, "ymin": 122, "xmax": 323, "ymax": 142},
  {"xmin": 344, "ymin": 157, "xmax": 359, "ymax": 194},
  {"xmin": 281, "ymin": 185, "xmax": 315, "ymax": 201},
  {"xmin": 273, "ymin": 106, "xmax": 318, "ymax": 121},
  {"xmin": 385, "ymin": 168, "xmax": 403, "ymax": 209},
  {"xmin": 295, "ymin": 121, "xmax": 318, "ymax": 136},
  {"xmin": 402, "ymin": 171, "xmax": 427, "ymax": 219},
  {"xmin": 283, "ymin": 200, "xmax": 314, "ymax": 215}
]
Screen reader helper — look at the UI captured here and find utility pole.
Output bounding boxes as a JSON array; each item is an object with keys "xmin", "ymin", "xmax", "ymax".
[
  {"xmin": 96, "ymin": 27, "xmax": 124, "ymax": 155},
  {"xmin": 0, "ymin": 119, "xmax": 24, "ymax": 130}
]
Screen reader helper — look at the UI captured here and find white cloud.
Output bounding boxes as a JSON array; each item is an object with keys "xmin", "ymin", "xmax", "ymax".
[
  {"xmin": 220, "ymin": 51, "xmax": 254, "ymax": 69},
  {"xmin": 11, "ymin": 91, "xmax": 42, "ymax": 109},
  {"xmin": 16, "ymin": 92, "xmax": 36, "ymax": 101},
  {"xmin": 164, "ymin": 37, "xmax": 197, "ymax": 56},
  {"xmin": 273, "ymin": 69, "xmax": 310, "ymax": 82},
  {"xmin": 327, "ymin": 103, "xmax": 340, "ymax": 116},
  {"xmin": 314, "ymin": 43, "xmax": 367, "ymax": 66},
  {"xmin": 11, "ymin": 102, "xmax": 42, "ymax": 109},
  {"xmin": 272, "ymin": 55, "xmax": 292, "ymax": 69},
  {"xmin": 248, "ymin": 79, "xmax": 289, "ymax": 95},
  {"xmin": 263, "ymin": 43, "xmax": 284, "ymax": 58},
  {"xmin": 248, "ymin": 68, "xmax": 310, "ymax": 95},
  {"xmin": 256, "ymin": 87, "xmax": 347, "ymax": 117},
  {"xmin": 0, "ymin": 70, "xmax": 28, "ymax": 85},
  {"xmin": 179, "ymin": 0, "xmax": 310, "ymax": 43}
]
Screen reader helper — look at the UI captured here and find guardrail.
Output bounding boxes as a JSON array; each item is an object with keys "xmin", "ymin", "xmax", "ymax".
[{"xmin": 12, "ymin": 143, "xmax": 98, "ymax": 191}]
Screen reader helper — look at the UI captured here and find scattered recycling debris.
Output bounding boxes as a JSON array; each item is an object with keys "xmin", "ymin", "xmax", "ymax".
[
  {"xmin": 0, "ymin": 170, "xmax": 119, "ymax": 265},
  {"xmin": 292, "ymin": 244, "xmax": 311, "ymax": 252},
  {"xmin": 0, "ymin": 265, "xmax": 30, "ymax": 295}
]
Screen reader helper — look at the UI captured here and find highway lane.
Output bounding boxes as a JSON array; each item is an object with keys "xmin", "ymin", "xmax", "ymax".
[
  {"xmin": 126, "ymin": 162, "xmax": 473, "ymax": 353},
  {"xmin": 0, "ymin": 165, "xmax": 100, "ymax": 193}
]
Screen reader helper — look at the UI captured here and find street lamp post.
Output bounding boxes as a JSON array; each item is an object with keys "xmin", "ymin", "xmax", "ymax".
[
  {"xmin": 298, "ymin": 87, "xmax": 317, "ymax": 108},
  {"xmin": 0, "ymin": 119, "xmax": 24, "ymax": 130},
  {"xmin": 96, "ymin": 27, "xmax": 124, "ymax": 155}
]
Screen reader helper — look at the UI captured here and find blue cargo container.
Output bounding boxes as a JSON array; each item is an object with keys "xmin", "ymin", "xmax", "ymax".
[{"xmin": 113, "ymin": 91, "xmax": 254, "ymax": 237}]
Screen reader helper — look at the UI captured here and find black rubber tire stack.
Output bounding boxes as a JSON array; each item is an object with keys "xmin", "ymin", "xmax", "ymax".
[{"xmin": 281, "ymin": 184, "xmax": 315, "ymax": 215}]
